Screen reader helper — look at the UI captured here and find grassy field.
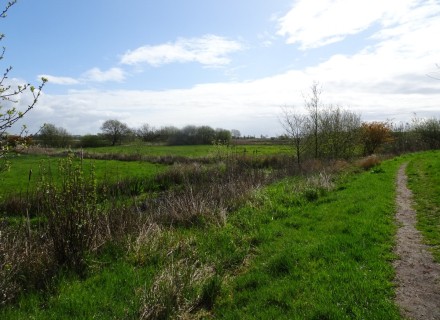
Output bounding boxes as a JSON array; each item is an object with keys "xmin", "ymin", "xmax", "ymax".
[
  {"xmin": 0, "ymin": 154, "xmax": 165, "ymax": 197},
  {"xmin": 2, "ymin": 143, "xmax": 292, "ymax": 198},
  {"xmin": 78, "ymin": 142, "xmax": 293, "ymax": 158},
  {"xmin": 1, "ymin": 153, "xmax": 409, "ymax": 319},
  {"xmin": 406, "ymin": 150, "xmax": 440, "ymax": 262}
]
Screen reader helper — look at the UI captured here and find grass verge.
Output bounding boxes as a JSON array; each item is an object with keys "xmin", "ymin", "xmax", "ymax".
[
  {"xmin": 406, "ymin": 150, "xmax": 440, "ymax": 262},
  {"xmin": 212, "ymin": 157, "xmax": 403, "ymax": 319}
]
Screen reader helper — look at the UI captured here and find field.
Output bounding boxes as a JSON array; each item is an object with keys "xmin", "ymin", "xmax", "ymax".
[
  {"xmin": 0, "ymin": 154, "xmax": 165, "ymax": 197},
  {"xmin": 1, "ymin": 145, "xmax": 439, "ymax": 319},
  {"xmin": 2, "ymin": 143, "xmax": 292, "ymax": 198},
  {"xmin": 76, "ymin": 142, "xmax": 293, "ymax": 158}
]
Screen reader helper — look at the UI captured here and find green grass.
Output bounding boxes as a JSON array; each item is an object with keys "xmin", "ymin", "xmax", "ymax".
[
  {"xmin": 0, "ymin": 154, "xmax": 165, "ymax": 197},
  {"xmin": 1, "ymin": 155, "xmax": 407, "ymax": 319},
  {"xmin": 1, "ymin": 143, "xmax": 291, "ymax": 196},
  {"xmin": 1, "ymin": 247, "xmax": 154, "ymax": 320},
  {"xmin": 211, "ymin": 157, "xmax": 404, "ymax": 319},
  {"xmin": 406, "ymin": 150, "xmax": 440, "ymax": 262},
  {"xmin": 80, "ymin": 143, "xmax": 292, "ymax": 157},
  {"xmin": 1, "ymin": 154, "xmax": 47, "ymax": 196}
]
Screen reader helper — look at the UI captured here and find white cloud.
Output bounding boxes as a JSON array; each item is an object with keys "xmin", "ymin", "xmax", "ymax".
[
  {"xmin": 81, "ymin": 67, "xmax": 126, "ymax": 82},
  {"xmin": 40, "ymin": 67, "xmax": 126, "ymax": 86},
  {"xmin": 277, "ymin": 0, "xmax": 417, "ymax": 49},
  {"xmin": 14, "ymin": 1, "xmax": 440, "ymax": 137},
  {"xmin": 120, "ymin": 34, "xmax": 244, "ymax": 67},
  {"xmin": 15, "ymin": 58, "xmax": 440, "ymax": 137},
  {"xmin": 38, "ymin": 74, "xmax": 79, "ymax": 85}
]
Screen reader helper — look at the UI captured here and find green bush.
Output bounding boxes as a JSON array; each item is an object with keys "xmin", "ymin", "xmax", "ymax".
[
  {"xmin": 79, "ymin": 134, "xmax": 109, "ymax": 148},
  {"xmin": 37, "ymin": 155, "xmax": 99, "ymax": 273}
]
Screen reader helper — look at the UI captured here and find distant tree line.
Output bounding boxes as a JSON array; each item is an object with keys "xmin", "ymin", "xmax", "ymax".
[
  {"xmin": 28, "ymin": 120, "xmax": 237, "ymax": 148},
  {"xmin": 6, "ymin": 82, "xmax": 438, "ymax": 156},
  {"xmin": 138, "ymin": 124, "xmax": 232, "ymax": 146},
  {"xmin": 22, "ymin": 113, "xmax": 440, "ymax": 157}
]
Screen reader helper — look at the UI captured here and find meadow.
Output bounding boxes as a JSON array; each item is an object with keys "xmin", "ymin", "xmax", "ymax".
[
  {"xmin": 0, "ymin": 144, "xmax": 439, "ymax": 319},
  {"xmin": 1, "ymin": 154, "xmax": 165, "ymax": 197},
  {"xmin": 80, "ymin": 142, "xmax": 293, "ymax": 158}
]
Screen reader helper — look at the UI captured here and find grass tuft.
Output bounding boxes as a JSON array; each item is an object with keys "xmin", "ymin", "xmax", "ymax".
[{"xmin": 139, "ymin": 258, "xmax": 215, "ymax": 319}]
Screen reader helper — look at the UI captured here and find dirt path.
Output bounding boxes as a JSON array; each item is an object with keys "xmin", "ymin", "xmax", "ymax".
[{"xmin": 394, "ymin": 163, "xmax": 440, "ymax": 320}]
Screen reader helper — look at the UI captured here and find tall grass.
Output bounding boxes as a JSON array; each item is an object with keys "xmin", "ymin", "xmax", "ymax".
[{"xmin": 0, "ymin": 225, "xmax": 55, "ymax": 306}]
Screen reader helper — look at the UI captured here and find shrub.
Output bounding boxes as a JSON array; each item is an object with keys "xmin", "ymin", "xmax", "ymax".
[
  {"xmin": 79, "ymin": 134, "xmax": 108, "ymax": 148},
  {"xmin": 37, "ymin": 155, "xmax": 100, "ymax": 273},
  {"xmin": 360, "ymin": 121, "xmax": 392, "ymax": 155},
  {"xmin": 357, "ymin": 155, "xmax": 381, "ymax": 170}
]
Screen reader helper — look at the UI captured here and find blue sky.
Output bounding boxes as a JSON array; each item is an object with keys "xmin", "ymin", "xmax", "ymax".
[{"xmin": 3, "ymin": 0, "xmax": 440, "ymax": 136}]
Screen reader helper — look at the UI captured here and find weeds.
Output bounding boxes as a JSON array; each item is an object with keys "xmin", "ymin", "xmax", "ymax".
[
  {"xmin": 0, "ymin": 225, "xmax": 54, "ymax": 306},
  {"xmin": 305, "ymin": 171, "xmax": 334, "ymax": 191},
  {"xmin": 140, "ymin": 258, "xmax": 215, "ymax": 319},
  {"xmin": 130, "ymin": 225, "xmax": 220, "ymax": 319},
  {"xmin": 146, "ymin": 163, "xmax": 271, "ymax": 227},
  {"xmin": 127, "ymin": 223, "xmax": 171, "ymax": 267}
]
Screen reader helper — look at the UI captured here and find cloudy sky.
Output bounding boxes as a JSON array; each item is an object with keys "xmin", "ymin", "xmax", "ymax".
[{"xmin": 3, "ymin": 0, "xmax": 440, "ymax": 136}]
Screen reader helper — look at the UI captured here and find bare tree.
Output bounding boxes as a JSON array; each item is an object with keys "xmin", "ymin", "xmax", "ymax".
[
  {"xmin": 280, "ymin": 106, "xmax": 310, "ymax": 168},
  {"xmin": 304, "ymin": 81, "xmax": 322, "ymax": 159}
]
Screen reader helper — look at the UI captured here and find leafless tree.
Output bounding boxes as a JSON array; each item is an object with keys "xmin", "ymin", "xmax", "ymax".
[
  {"xmin": 304, "ymin": 81, "xmax": 322, "ymax": 159},
  {"xmin": 280, "ymin": 106, "xmax": 310, "ymax": 168}
]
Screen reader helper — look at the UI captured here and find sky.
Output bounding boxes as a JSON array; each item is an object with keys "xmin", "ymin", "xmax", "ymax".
[{"xmin": 2, "ymin": 0, "xmax": 440, "ymax": 137}]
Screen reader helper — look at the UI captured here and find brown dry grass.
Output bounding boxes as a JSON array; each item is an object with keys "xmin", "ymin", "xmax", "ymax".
[{"xmin": 356, "ymin": 154, "xmax": 381, "ymax": 170}]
